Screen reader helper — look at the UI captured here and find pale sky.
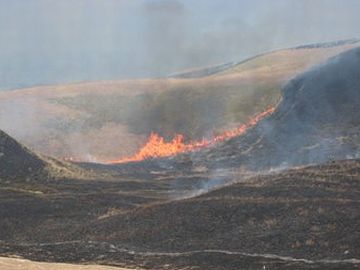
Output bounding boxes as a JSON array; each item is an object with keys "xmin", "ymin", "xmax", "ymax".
[{"xmin": 0, "ymin": 0, "xmax": 360, "ymax": 90}]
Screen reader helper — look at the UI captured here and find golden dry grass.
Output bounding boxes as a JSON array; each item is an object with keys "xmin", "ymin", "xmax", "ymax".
[
  {"xmin": 0, "ymin": 257, "xmax": 136, "ymax": 270},
  {"xmin": 0, "ymin": 43, "xmax": 358, "ymax": 161}
]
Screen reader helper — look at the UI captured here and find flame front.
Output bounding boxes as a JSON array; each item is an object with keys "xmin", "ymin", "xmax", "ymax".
[{"xmin": 108, "ymin": 107, "xmax": 275, "ymax": 164}]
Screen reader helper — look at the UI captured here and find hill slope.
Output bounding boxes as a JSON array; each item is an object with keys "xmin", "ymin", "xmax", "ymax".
[
  {"xmin": 0, "ymin": 129, "xmax": 45, "ymax": 181},
  {"xmin": 0, "ymin": 41, "xmax": 359, "ymax": 161},
  {"xmin": 0, "ymin": 129, "xmax": 93, "ymax": 182},
  {"xmin": 178, "ymin": 46, "xmax": 360, "ymax": 170}
]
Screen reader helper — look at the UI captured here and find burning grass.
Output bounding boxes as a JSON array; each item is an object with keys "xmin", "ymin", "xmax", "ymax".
[
  {"xmin": 108, "ymin": 107, "xmax": 275, "ymax": 164},
  {"xmin": 1, "ymin": 42, "xmax": 357, "ymax": 162}
]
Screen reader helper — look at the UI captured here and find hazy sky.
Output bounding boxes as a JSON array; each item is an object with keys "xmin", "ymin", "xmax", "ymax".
[{"xmin": 1, "ymin": 0, "xmax": 360, "ymax": 90}]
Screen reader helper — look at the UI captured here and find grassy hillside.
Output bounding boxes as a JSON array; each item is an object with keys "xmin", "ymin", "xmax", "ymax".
[
  {"xmin": 173, "ymin": 46, "xmax": 360, "ymax": 172},
  {"xmin": 0, "ymin": 41, "xmax": 359, "ymax": 161}
]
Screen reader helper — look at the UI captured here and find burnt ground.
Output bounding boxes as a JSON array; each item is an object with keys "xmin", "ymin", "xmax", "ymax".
[
  {"xmin": 0, "ymin": 129, "xmax": 45, "ymax": 181},
  {"xmin": 1, "ymin": 47, "xmax": 360, "ymax": 269},
  {"xmin": 0, "ymin": 159, "xmax": 359, "ymax": 270}
]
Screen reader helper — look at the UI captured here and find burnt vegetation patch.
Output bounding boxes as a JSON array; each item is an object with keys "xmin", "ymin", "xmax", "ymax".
[{"xmin": 0, "ymin": 158, "xmax": 359, "ymax": 269}]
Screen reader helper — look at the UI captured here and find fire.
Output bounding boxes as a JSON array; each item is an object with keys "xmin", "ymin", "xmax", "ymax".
[{"xmin": 108, "ymin": 107, "xmax": 275, "ymax": 164}]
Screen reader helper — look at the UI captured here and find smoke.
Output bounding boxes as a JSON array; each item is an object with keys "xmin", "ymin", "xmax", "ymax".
[
  {"xmin": 172, "ymin": 168, "xmax": 230, "ymax": 200},
  {"xmin": 0, "ymin": 97, "xmax": 41, "ymax": 141},
  {"xmin": 1, "ymin": 0, "xmax": 360, "ymax": 168},
  {"xmin": 140, "ymin": 0, "xmax": 189, "ymax": 74},
  {"xmin": 1, "ymin": 0, "xmax": 360, "ymax": 90},
  {"xmin": 180, "ymin": 47, "xmax": 360, "ymax": 172}
]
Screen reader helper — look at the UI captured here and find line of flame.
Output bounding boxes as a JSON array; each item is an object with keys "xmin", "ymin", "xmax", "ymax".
[{"xmin": 107, "ymin": 107, "xmax": 275, "ymax": 164}]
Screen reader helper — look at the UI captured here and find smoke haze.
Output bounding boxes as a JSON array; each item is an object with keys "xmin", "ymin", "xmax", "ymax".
[{"xmin": 0, "ymin": 0, "xmax": 360, "ymax": 90}]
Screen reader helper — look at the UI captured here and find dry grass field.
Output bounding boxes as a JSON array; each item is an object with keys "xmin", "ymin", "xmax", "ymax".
[
  {"xmin": 0, "ymin": 257, "xmax": 136, "ymax": 270},
  {"xmin": 0, "ymin": 41, "xmax": 358, "ymax": 162}
]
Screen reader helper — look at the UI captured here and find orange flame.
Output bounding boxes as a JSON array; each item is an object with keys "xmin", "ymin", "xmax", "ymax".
[{"xmin": 107, "ymin": 107, "xmax": 275, "ymax": 164}]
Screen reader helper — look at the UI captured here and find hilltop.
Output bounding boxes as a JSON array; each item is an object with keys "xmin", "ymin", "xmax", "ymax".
[{"xmin": 0, "ymin": 40, "xmax": 359, "ymax": 162}]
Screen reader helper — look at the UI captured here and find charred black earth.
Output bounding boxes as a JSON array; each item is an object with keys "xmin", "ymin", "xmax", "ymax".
[
  {"xmin": 0, "ymin": 157, "xmax": 359, "ymax": 269},
  {"xmin": 0, "ymin": 129, "xmax": 46, "ymax": 181}
]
